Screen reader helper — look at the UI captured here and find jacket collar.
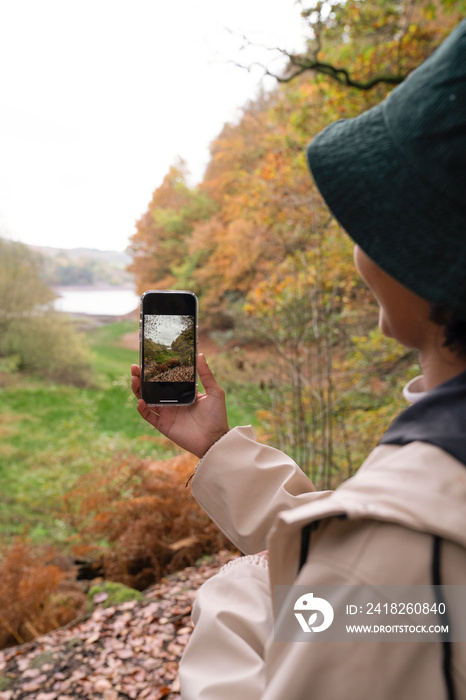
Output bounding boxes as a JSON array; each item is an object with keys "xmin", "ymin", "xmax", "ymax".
[{"xmin": 380, "ymin": 369, "xmax": 466, "ymax": 466}]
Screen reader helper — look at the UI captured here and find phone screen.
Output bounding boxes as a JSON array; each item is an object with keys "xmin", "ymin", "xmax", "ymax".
[{"xmin": 140, "ymin": 291, "xmax": 197, "ymax": 405}]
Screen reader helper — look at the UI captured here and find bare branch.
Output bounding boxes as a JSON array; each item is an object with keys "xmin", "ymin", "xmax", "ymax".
[
  {"xmin": 230, "ymin": 54, "xmax": 404, "ymax": 90},
  {"xmin": 224, "ymin": 10, "xmax": 409, "ymax": 91}
]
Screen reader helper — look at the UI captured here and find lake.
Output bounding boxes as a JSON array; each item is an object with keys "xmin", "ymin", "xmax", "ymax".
[{"xmin": 54, "ymin": 287, "xmax": 140, "ymax": 316}]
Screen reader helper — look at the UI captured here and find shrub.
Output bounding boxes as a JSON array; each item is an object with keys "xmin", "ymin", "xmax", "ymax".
[
  {"xmin": 63, "ymin": 453, "xmax": 235, "ymax": 590},
  {"xmin": 0, "ymin": 238, "xmax": 93, "ymax": 387},
  {"xmin": 0, "ymin": 451, "xmax": 234, "ymax": 651},
  {"xmin": 166, "ymin": 358, "xmax": 181, "ymax": 369},
  {"xmin": 0, "ymin": 539, "xmax": 85, "ymax": 650},
  {"xmin": 3, "ymin": 313, "xmax": 93, "ymax": 387}
]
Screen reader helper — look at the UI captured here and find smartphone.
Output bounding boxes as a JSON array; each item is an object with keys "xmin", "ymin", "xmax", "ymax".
[{"xmin": 139, "ymin": 290, "xmax": 198, "ymax": 406}]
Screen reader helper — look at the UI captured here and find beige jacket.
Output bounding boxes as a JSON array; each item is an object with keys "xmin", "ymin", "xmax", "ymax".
[{"xmin": 179, "ymin": 426, "xmax": 466, "ymax": 700}]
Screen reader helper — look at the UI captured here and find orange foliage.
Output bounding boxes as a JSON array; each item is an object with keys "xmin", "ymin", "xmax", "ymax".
[
  {"xmin": 128, "ymin": 160, "xmax": 216, "ymax": 295},
  {"xmin": 63, "ymin": 453, "xmax": 235, "ymax": 590},
  {"xmin": 128, "ymin": 7, "xmax": 458, "ymax": 331},
  {"xmin": 0, "ymin": 540, "xmax": 85, "ymax": 649},
  {"xmin": 0, "ymin": 453, "xmax": 236, "ymax": 650}
]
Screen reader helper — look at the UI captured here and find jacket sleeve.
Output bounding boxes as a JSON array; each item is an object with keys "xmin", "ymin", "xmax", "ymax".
[
  {"xmin": 179, "ymin": 554, "xmax": 272, "ymax": 700},
  {"xmin": 191, "ymin": 425, "xmax": 320, "ymax": 554}
]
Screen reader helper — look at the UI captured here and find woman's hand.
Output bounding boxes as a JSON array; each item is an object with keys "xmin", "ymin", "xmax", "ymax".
[{"xmin": 130, "ymin": 354, "xmax": 230, "ymax": 459}]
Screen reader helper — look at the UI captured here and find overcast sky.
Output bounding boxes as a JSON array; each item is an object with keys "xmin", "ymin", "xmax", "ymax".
[
  {"xmin": 0, "ymin": 0, "xmax": 306, "ymax": 253},
  {"xmin": 145, "ymin": 314, "xmax": 192, "ymax": 346}
]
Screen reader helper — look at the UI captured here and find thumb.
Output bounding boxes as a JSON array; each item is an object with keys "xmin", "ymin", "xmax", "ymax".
[{"xmin": 197, "ymin": 353, "xmax": 222, "ymax": 393}]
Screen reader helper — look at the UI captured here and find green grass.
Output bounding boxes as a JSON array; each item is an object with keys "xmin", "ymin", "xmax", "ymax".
[
  {"xmin": 86, "ymin": 320, "xmax": 139, "ymax": 379},
  {"xmin": 0, "ymin": 320, "xmax": 268, "ymax": 544}
]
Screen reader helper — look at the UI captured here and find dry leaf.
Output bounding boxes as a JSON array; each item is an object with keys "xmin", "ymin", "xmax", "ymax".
[{"xmin": 0, "ymin": 551, "xmax": 238, "ymax": 699}]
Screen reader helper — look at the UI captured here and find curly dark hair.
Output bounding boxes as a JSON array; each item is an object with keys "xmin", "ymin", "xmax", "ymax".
[{"xmin": 429, "ymin": 304, "xmax": 466, "ymax": 357}]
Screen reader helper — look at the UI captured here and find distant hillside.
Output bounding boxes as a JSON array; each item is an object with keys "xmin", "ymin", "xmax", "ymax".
[{"xmin": 32, "ymin": 245, "xmax": 134, "ymax": 288}]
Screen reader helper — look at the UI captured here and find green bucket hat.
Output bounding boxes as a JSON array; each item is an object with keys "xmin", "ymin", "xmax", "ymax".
[{"xmin": 307, "ymin": 20, "xmax": 466, "ymax": 319}]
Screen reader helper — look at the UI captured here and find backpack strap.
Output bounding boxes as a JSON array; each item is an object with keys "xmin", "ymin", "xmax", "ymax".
[
  {"xmin": 298, "ymin": 522, "xmax": 315, "ymax": 573},
  {"xmin": 432, "ymin": 535, "xmax": 456, "ymax": 700}
]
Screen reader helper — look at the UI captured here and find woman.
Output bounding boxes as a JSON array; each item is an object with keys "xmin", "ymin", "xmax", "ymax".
[{"xmin": 131, "ymin": 20, "xmax": 466, "ymax": 700}]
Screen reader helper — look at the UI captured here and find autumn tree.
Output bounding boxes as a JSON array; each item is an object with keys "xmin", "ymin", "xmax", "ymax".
[
  {"xmin": 183, "ymin": 71, "xmax": 377, "ymax": 327},
  {"xmin": 0, "ymin": 238, "xmax": 55, "ymax": 335},
  {"xmin": 128, "ymin": 160, "xmax": 216, "ymax": 295},
  {"xmin": 130, "ymin": 5, "xmax": 457, "ymax": 327}
]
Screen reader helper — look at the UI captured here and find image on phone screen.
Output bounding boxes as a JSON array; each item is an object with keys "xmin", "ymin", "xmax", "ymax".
[
  {"xmin": 143, "ymin": 314, "xmax": 195, "ymax": 383},
  {"xmin": 140, "ymin": 290, "xmax": 197, "ymax": 405}
]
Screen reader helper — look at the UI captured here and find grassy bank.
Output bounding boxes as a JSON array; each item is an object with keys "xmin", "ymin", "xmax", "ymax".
[{"xmin": 0, "ymin": 319, "xmax": 268, "ymax": 544}]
